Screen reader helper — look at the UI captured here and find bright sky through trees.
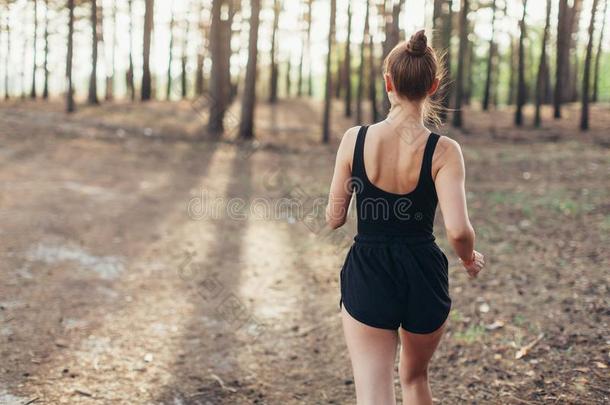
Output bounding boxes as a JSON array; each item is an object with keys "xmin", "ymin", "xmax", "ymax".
[{"xmin": 0, "ymin": 0, "xmax": 607, "ymax": 99}]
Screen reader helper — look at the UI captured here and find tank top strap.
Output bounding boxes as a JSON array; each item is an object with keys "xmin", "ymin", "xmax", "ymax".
[
  {"xmin": 422, "ymin": 132, "xmax": 440, "ymax": 185},
  {"xmin": 351, "ymin": 126, "xmax": 369, "ymax": 178}
]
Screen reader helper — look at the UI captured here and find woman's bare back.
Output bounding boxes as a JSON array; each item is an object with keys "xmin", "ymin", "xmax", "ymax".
[{"xmin": 360, "ymin": 122, "xmax": 433, "ymax": 195}]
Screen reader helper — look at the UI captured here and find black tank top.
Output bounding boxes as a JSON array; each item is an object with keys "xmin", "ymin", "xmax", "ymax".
[{"xmin": 351, "ymin": 125, "xmax": 440, "ymax": 237}]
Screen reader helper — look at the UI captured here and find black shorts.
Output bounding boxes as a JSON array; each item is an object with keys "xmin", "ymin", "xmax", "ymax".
[{"xmin": 339, "ymin": 234, "xmax": 451, "ymax": 334}]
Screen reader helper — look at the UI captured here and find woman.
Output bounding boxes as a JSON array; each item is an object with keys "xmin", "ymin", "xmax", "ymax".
[{"xmin": 325, "ymin": 30, "xmax": 485, "ymax": 405}]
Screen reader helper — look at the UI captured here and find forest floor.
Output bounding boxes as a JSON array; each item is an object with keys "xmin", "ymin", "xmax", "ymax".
[{"xmin": 0, "ymin": 98, "xmax": 608, "ymax": 405}]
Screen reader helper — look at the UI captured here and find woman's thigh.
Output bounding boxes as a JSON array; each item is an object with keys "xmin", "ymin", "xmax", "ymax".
[
  {"xmin": 341, "ymin": 305, "xmax": 399, "ymax": 405},
  {"xmin": 398, "ymin": 321, "xmax": 447, "ymax": 379}
]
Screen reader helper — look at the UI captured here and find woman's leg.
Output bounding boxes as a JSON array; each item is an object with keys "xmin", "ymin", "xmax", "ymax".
[
  {"xmin": 341, "ymin": 306, "xmax": 399, "ymax": 405},
  {"xmin": 397, "ymin": 322, "xmax": 447, "ymax": 405}
]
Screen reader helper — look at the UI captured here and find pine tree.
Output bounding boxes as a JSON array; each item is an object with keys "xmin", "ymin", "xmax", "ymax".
[
  {"xmin": 580, "ymin": 0, "xmax": 601, "ymax": 130},
  {"xmin": 322, "ymin": 0, "xmax": 336, "ymax": 143}
]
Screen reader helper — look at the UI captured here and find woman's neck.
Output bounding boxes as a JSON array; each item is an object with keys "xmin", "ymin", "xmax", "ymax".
[{"xmin": 383, "ymin": 96, "xmax": 429, "ymax": 141}]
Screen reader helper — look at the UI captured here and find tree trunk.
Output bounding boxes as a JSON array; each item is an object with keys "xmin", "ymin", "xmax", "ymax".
[
  {"xmin": 207, "ymin": 0, "xmax": 234, "ymax": 135},
  {"xmin": 21, "ymin": 25, "xmax": 27, "ymax": 99},
  {"xmin": 42, "ymin": 0, "xmax": 49, "ymax": 100},
  {"xmin": 208, "ymin": 0, "xmax": 224, "ymax": 134},
  {"xmin": 356, "ymin": 0, "xmax": 370, "ymax": 124},
  {"xmin": 508, "ymin": 38, "xmax": 516, "ymax": 105},
  {"xmin": 432, "ymin": 0, "xmax": 443, "ymax": 50},
  {"xmin": 592, "ymin": 0, "xmax": 607, "ymax": 102},
  {"xmin": 88, "ymin": 0, "xmax": 99, "ymax": 104},
  {"xmin": 105, "ymin": 0, "xmax": 116, "ymax": 101},
  {"xmin": 514, "ymin": 0, "xmax": 528, "ymax": 126},
  {"xmin": 141, "ymin": 0, "xmax": 154, "ymax": 101},
  {"xmin": 127, "ymin": 0, "xmax": 135, "ymax": 101},
  {"xmin": 534, "ymin": 0, "xmax": 551, "ymax": 127},
  {"xmin": 554, "ymin": 0, "xmax": 582, "ymax": 117},
  {"xmin": 195, "ymin": 53, "xmax": 205, "ymax": 96},
  {"xmin": 463, "ymin": 32, "xmax": 474, "ymax": 105},
  {"xmin": 306, "ymin": 0, "xmax": 313, "ymax": 97},
  {"xmin": 369, "ymin": 25, "xmax": 379, "ymax": 123},
  {"xmin": 554, "ymin": 0, "xmax": 567, "ymax": 117},
  {"xmin": 285, "ymin": 58, "xmax": 292, "ymax": 97},
  {"xmin": 322, "ymin": 0, "xmax": 336, "ymax": 143},
  {"xmin": 334, "ymin": 48, "xmax": 342, "ymax": 99},
  {"xmin": 66, "ymin": 0, "xmax": 75, "ymax": 112},
  {"xmin": 344, "ymin": 2, "xmax": 352, "ymax": 117},
  {"xmin": 297, "ymin": 0, "xmax": 306, "ymax": 97},
  {"xmin": 194, "ymin": 55, "xmax": 204, "ymax": 94},
  {"xmin": 482, "ymin": 0, "xmax": 497, "ymax": 111},
  {"xmin": 440, "ymin": 0, "xmax": 453, "ymax": 120},
  {"xmin": 567, "ymin": 0, "xmax": 583, "ymax": 102},
  {"xmin": 269, "ymin": 0, "xmax": 280, "ymax": 103},
  {"xmin": 500, "ymin": 0, "xmax": 512, "ymax": 106},
  {"xmin": 227, "ymin": 1, "xmax": 239, "ymax": 103},
  {"xmin": 194, "ymin": 1, "xmax": 206, "ymax": 96},
  {"xmin": 569, "ymin": 52, "xmax": 580, "ymax": 103},
  {"xmin": 166, "ymin": 3, "xmax": 175, "ymax": 100},
  {"xmin": 543, "ymin": 57, "xmax": 552, "ymax": 103},
  {"xmin": 581, "ymin": 0, "xmax": 600, "ymax": 130},
  {"xmin": 452, "ymin": 0, "xmax": 469, "ymax": 128},
  {"xmin": 181, "ymin": 0, "xmax": 191, "ymax": 99},
  {"xmin": 540, "ymin": 0, "xmax": 554, "ymax": 106},
  {"xmin": 239, "ymin": 0, "xmax": 260, "ymax": 139},
  {"xmin": 382, "ymin": 0, "xmax": 405, "ymax": 115},
  {"xmin": 526, "ymin": 28, "xmax": 534, "ymax": 104},
  {"xmin": 30, "ymin": 0, "xmax": 38, "ymax": 99},
  {"xmin": 4, "ymin": 3, "xmax": 11, "ymax": 100}
]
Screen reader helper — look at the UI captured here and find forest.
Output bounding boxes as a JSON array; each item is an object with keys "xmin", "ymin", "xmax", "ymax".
[
  {"xmin": 0, "ymin": 0, "xmax": 609, "ymax": 404},
  {"xmin": 1, "ymin": 0, "xmax": 608, "ymax": 134}
]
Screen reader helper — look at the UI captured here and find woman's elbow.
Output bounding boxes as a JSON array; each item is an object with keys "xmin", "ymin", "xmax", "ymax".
[
  {"xmin": 326, "ymin": 214, "xmax": 345, "ymax": 230},
  {"xmin": 446, "ymin": 225, "xmax": 475, "ymax": 244}
]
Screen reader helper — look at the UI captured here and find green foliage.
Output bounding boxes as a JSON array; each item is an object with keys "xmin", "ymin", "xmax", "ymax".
[
  {"xmin": 596, "ymin": 53, "xmax": 610, "ymax": 102},
  {"xmin": 454, "ymin": 323, "xmax": 486, "ymax": 343},
  {"xmin": 450, "ymin": 309, "xmax": 463, "ymax": 322},
  {"xmin": 513, "ymin": 314, "xmax": 525, "ymax": 326},
  {"xmin": 487, "ymin": 189, "xmax": 597, "ymax": 217}
]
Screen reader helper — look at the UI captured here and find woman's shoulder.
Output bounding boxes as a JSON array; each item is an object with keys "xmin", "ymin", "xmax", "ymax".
[
  {"xmin": 337, "ymin": 126, "xmax": 361, "ymax": 154},
  {"xmin": 433, "ymin": 133, "xmax": 463, "ymax": 164},
  {"xmin": 342, "ymin": 126, "xmax": 361, "ymax": 141}
]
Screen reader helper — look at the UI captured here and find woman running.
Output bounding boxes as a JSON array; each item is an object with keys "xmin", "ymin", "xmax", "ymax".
[{"xmin": 325, "ymin": 30, "xmax": 485, "ymax": 405}]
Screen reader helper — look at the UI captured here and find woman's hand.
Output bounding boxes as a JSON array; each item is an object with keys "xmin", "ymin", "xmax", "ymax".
[{"xmin": 460, "ymin": 250, "xmax": 485, "ymax": 278}]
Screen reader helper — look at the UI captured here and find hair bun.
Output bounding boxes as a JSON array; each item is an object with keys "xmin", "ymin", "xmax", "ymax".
[{"xmin": 406, "ymin": 30, "xmax": 428, "ymax": 57}]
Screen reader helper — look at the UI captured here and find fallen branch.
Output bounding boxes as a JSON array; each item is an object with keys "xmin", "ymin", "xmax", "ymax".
[
  {"xmin": 209, "ymin": 373, "xmax": 237, "ymax": 393},
  {"xmin": 295, "ymin": 323, "xmax": 325, "ymax": 337},
  {"xmin": 515, "ymin": 333, "xmax": 544, "ymax": 360},
  {"xmin": 74, "ymin": 388, "xmax": 93, "ymax": 397}
]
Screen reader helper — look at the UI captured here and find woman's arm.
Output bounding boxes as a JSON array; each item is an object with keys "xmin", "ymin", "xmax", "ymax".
[
  {"xmin": 435, "ymin": 137, "xmax": 484, "ymax": 277},
  {"xmin": 325, "ymin": 128, "xmax": 358, "ymax": 229}
]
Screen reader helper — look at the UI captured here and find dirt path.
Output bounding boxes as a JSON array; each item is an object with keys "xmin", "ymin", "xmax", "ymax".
[{"xmin": 0, "ymin": 100, "xmax": 608, "ymax": 404}]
